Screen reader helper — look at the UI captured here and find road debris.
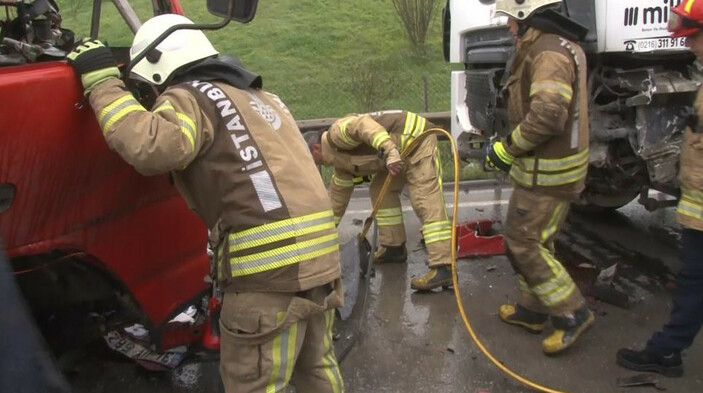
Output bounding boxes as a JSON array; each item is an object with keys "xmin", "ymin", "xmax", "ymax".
[
  {"xmin": 103, "ymin": 330, "xmax": 187, "ymax": 371},
  {"xmin": 617, "ymin": 373, "xmax": 666, "ymax": 390},
  {"xmin": 169, "ymin": 305, "xmax": 198, "ymax": 325}
]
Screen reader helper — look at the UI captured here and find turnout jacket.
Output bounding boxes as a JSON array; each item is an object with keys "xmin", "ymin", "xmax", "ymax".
[
  {"xmin": 677, "ymin": 87, "xmax": 703, "ymax": 231},
  {"xmin": 503, "ymin": 28, "xmax": 589, "ymax": 198},
  {"xmin": 321, "ymin": 110, "xmax": 435, "ymax": 223},
  {"xmin": 88, "ymin": 78, "xmax": 340, "ymax": 293}
]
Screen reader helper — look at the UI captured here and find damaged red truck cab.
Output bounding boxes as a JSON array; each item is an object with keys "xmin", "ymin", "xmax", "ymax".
[{"xmin": 0, "ymin": 0, "xmax": 210, "ymax": 353}]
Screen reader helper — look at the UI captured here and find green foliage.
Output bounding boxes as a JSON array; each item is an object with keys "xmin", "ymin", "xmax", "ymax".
[
  {"xmin": 56, "ymin": 0, "xmax": 489, "ymax": 182},
  {"xmin": 58, "ymin": 0, "xmax": 452, "ymax": 119}
]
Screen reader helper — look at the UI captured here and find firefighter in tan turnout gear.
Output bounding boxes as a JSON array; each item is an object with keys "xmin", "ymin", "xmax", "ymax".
[
  {"xmin": 66, "ymin": 14, "xmax": 344, "ymax": 393},
  {"xmin": 485, "ymin": 0, "xmax": 594, "ymax": 354},
  {"xmin": 305, "ymin": 111, "xmax": 453, "ymax": 291}
]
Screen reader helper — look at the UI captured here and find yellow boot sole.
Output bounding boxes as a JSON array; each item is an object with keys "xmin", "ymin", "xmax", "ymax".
[
  {"xmin": 542, "ymin": 310, "xmax": 595, "ymax": 355},
  {"xmin": 498, "ymin": 304, "xmax": 546, "ymax": 334}
]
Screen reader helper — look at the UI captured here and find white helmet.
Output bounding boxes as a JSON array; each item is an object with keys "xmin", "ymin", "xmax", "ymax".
[
  {"xmin": 495, "ymin": 0, "xmax": 562, "ymax": 21},
  {"xmin": 129, "ymin": 14, "xmax": 218, "ymax": 85}
]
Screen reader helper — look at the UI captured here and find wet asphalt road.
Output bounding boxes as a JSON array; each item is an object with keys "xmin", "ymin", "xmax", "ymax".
[{"xmin": 68, "ymin": 181, "xmax": 703, "ymax": 393}]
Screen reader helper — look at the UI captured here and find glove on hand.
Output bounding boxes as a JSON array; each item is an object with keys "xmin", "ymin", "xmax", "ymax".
[
  {"xmin": 66, "ymin": 39, "xmax": 120, "ymax": 94},
  {"xmin": 385, "ymin": 147, "xmax": 403, "ymax": 175},
  {"xmin": 486, "ymin": 141, "xmax": 514, "ymax": 173}
]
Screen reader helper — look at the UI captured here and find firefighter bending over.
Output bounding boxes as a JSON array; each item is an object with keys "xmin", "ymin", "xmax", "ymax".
[
  {"xmin": 485, "ymin": 0, "xmax": 594, "ymax": 355},
  {"xmin": 305, "ymin": 110, "xmax": 453, "ymax": 291},
  {"xmin": 66, "ymin": 14, "xmax": 344, "ymax": 393}
]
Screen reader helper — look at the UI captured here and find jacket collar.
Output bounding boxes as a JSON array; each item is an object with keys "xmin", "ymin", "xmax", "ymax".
[{"xmin": 512, "ymin": 27, "xmax": 543, "ymax": 73}]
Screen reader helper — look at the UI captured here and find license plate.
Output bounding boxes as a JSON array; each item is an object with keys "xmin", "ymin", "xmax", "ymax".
[{"xmin": 628, "ymin": 36, "xmax": 688, "ymax": 52}]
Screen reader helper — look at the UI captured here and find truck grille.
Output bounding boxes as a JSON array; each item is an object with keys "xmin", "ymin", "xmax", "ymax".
[{"xmin": 466, "ymin": 69, "xmax": 502, "ymax": 133}]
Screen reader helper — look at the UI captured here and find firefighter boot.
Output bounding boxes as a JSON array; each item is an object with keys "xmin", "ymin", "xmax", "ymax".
[
  {"xmin": 374, "ymin": 243, "xmax": 408, "ymax": 264},
  {"xmin": 411, "ymin": 265, "xmax": 452, "ymax": 291},
  {"xmin": 616, "ymin": 348, "xmax": 683, "ymax": 378},
  {"xmin": 542, "ymin": 305, "xmax": 595, "ymax": 355},
  {"xmin": 499, "ymin": 304, "xmax": 548, "ymax": 334}
]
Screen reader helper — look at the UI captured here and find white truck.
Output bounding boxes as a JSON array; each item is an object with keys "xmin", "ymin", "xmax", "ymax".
[{"xmin": 443, "ymin": 0, "xmax": 699, "ymax": 210}]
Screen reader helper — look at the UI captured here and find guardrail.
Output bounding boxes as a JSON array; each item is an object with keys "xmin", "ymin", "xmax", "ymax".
[{"xmin": 296, "ymin": 111, "xmax": 451, "ymax": 134}]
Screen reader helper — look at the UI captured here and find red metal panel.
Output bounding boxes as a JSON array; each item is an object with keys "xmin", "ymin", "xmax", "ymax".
[{"xmin": 0, "ymin": 61, "xmax": 208, "ymax": 327}]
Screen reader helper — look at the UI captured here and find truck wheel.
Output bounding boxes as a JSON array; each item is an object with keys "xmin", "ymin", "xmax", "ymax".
[{"xmin": 574, "ymin": 189, "xmax": 640, "ymax": 212}]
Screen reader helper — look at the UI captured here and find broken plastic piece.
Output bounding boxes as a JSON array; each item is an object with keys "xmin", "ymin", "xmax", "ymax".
[
  {"xmin": 169, "ymin": 305, "xmax": 198, "ymax": 324},
  {"xmin": 617, "ymin": 373, "xmax": 666, "ymax": 390}
]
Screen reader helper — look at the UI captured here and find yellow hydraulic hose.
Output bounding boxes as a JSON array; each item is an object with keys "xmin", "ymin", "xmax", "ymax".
[{"xmin": 360, "ymin": 128, "xmax": 570, "ymax": 393}]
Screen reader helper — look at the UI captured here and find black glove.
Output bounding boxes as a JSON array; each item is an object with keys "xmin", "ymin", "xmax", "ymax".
[{"xmin": 66, "ymin": 39, "xmax": 120, "ymax": 93}]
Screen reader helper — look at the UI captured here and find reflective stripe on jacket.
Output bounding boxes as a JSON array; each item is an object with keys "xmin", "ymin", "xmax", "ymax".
[
  {"xmin": 503, "ymin": 28, "xmax": 589, "ymax": 198},
  {"xmin": 88, "ymin": 78, "xmax": 340, "ymax": 293}
]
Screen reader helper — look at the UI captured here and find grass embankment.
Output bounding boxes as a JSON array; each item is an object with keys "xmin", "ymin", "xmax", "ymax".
[{"xmin": 58, "ymin": 0, "xmax": 492, "ymax": 181}]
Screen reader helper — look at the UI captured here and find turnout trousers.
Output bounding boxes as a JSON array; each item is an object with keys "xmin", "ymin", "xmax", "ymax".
[
  {"xmin": 504, "ymin": 186, "xmax": 585, "ymax": 316},
  {"xmin": 219, "ymin": 281, "xmax": 344, "ymax": 393},
  {"xmin": 648, "ymin": 228, "xmax": 703, "ymax": 355},
  {"xmin": 368, "ymin": 136, "xmax": 451, "ymax": 268}
]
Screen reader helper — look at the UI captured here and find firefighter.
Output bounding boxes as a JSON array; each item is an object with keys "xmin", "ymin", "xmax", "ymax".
[
  {"xmin": 304, "ymin": 110, "xmax": 453, "ymax": 291},
  {"xmin": 485, "ymin": 0, "xmax": 593, "ymax": 355},
  {"xmin": 66, "ymin": 14, "xmax": 344, "ymax": 393},
  {"xmin": 616, "ymin": 1, "xmax": 703, "ymax": 377}
]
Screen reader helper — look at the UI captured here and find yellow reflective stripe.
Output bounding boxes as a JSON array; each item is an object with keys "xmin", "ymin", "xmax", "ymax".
[
  {"xmin": 530, "ymin": 80, "xmax": 573, "ymax": 101},
  {"xmin": 412, "ymin": 116, "xmax": 427, "ymax": 139},
  {"xmin": 266, "ymin": 311, "xmax": 298, "ymax": 393},
  {"xmin": 98, "ymin": 94, "xmax": 146, "ymax": 132},
  {"xmin": 332, "ymin": 174, "xmax": 354, "ymax": 188},
  {"xmin": 371, "ymin": 131, "xmax": 391, "ymax": 150},
  {"xmin": 540, "ymin": 202, "xmax": 567, "ymax": 243},
  {"xmin": 678, "ymin": 198, "xmax": 703, "ymax": 220},
  {"xmin": 400, "ymin": 113, "xmax": 426, "ymax": 151},
  {"xmin": 153, "ymin": 101, "xmax": 175, "ymax": 113},
  {"xmin": 176, "ymin": 113, "xmax": 196, "ymax": 151},
  {"xmin": 511, "ymin": 125, "xmax": 537, "ymax": 151},
  {"xmin": 377, "ymin": 215, "xmax": 404, "ymax": 226},
  {"xmin": 284, "ymin": 322, "xmax": 297, "ymax": 385},
  {"xmin": 322, "ymin": 310, "xmax": 344, "ymax": 393},
  {"xmin": 494, "ymin": 141, "xmax": 514, "ymax": 163},
  {"xmin": 229, "ymin": 210, "xmax": 333, "ymax": 242},
  {"xmin": 154, "ymin": 101, "xmax": 196, "ymax": 152},
  {"xmin": 338, "ymin": 117, "xmax": 361, "ymax": 148},
  {"xmin": 533, "ymin": 246, "xmax": 576, "ymax": 306},
  {"xmin": 230, "ymin": 233, "xmax": 339, "ymax": 277},
  {"xmin": 377, "ymin": 207, "xmax": 404, "ymax": 226},
  {"xmin": 517, "ymin": 275, "xmax": 530, "ymax": 293},
  {"xmin": 401, "ymin": 112, "xmax": 418, "ymax": 150},
  {"xmin": 686, "ymin": 0, "xmax": 697, "ymax": 13},
  {"xmin": 682, "ymin": 186, "xmax": 703, "ymax": 203},
  {"xmin": 424, "ymin": 231, "xmax": 452, "ymax": 244},
  {"xmin": 520, "ymin": 149, "xmax": 589, "ymax": 172},
  {"xmin": 423, "ymin": 220, "xmax": 452, "ymax": 232},
  {"xmin": 229, "ymin": 212, "xmax": 335, "ymax": 252},
  {"xmin": 511, "ymin": 161, "xmax": 587, "ymax": 187}
]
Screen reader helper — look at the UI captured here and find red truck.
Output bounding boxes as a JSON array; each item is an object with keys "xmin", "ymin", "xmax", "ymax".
[{"xmin": 0, "ymin": 0, "xmax": 212, "ymax": 360}]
